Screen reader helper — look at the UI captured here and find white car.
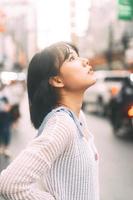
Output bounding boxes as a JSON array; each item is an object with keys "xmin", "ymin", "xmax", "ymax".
[{"xmin": 83, "ymin": 70, "xmax": 131, "ymax": 115}]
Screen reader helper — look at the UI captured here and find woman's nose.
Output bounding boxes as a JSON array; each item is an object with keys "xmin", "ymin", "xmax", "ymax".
[{"xmin": 82, "ymin": 58, "xmax": 93, "ymax": 71}]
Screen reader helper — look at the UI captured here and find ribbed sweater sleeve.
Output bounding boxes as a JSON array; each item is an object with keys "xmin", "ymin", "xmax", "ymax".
[{"xmin": 0, "ymin": 112, "xmax": 73, "ymax": 200}]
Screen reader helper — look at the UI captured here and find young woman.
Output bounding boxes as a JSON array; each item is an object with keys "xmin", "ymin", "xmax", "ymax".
[{"xmin": 0, "ymin": 42, "xmax": 99, "ymax": 200}]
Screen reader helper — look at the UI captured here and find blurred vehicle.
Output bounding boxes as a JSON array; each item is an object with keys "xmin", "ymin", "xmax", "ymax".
[
  {"xmin": 83, "ymin": 70, "xmax": 131, "ymax": 115},
  {"xmin": 0, "ymin": 71, "xmax": 26, "ymax": 85},
  {"xmin": 109, "ymin": 74, "xmax": 133, "ymax": 137}
]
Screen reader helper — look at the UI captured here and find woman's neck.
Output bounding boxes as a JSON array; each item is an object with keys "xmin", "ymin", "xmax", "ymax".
[{"xmin": 57, "ymin": 91, "xmax": 83, "ymax": 118}]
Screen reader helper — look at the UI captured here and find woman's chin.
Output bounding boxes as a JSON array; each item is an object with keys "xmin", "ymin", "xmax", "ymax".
[{"xmin": 87, "ymin": 78, "xmax": 96, "ymax": 89}]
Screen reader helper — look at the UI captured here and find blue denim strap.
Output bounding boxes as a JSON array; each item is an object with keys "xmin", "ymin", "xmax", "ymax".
[{"xmin": 37, "ymin": 106, "xmax": 83, "ymax": 137}]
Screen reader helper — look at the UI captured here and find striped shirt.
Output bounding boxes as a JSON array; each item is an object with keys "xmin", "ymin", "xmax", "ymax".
[{"xmin": 0, "ymin": 107, "xmax": 99, "ymax": 200}]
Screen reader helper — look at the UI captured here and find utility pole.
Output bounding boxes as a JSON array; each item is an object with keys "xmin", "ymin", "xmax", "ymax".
[{"xmin": 105, "ymin": 24, "xmax": 113, "ymax": 70}]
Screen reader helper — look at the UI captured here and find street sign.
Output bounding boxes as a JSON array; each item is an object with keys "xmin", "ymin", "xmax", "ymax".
[{"xmin": 118, "ymin": 0, "xmax": 133, "ymax": 20}]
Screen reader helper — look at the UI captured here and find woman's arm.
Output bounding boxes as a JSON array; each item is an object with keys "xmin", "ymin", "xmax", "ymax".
[{"xmin": 0, "ymin": 113, "xmax": 73, "ymax": 200}]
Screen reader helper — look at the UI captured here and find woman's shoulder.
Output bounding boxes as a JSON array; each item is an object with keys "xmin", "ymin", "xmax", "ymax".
[
  {"xmin": 38, "ymin": 108, "xmax": 76, "ymax": 137},
  {"xmin": 50, "ymin": 109, "xmax": 76, "ymax": 125}
]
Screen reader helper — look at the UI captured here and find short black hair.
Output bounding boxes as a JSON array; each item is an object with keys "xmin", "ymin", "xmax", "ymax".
[{"xmin": 27, "ymin": 41, "xmax": 78, "ymax": 129}]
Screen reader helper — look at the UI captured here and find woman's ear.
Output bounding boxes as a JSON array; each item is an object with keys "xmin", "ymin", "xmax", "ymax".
[{"xmin": 49, "ymin": 76, "xmax": 64, "ymax": 88}]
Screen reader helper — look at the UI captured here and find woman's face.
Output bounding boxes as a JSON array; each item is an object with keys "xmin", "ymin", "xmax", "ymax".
[{"xmin": 58, "ymin": 47, "xmax": 96, "ymax": 92}]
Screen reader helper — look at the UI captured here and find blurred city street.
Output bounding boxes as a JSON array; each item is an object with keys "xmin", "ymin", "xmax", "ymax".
[
  {"xmin": 86, "ymin": 111, "xmax": 133, "ymax": 200},
  {"xmin": 0, "ymin": 92, "xmax": 133, "ymax": 200},
  {"xmin": 0, "ymin": 0, "xmax": 133, "ymax": 199}
]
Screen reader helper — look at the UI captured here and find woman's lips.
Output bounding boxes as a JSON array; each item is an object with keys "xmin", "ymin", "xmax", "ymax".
[{"xmin": 88, "ymin": 70, "xmax": 94, "ymax": 74}]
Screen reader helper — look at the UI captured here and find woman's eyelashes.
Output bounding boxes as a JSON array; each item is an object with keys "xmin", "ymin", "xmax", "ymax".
[{"xmin": 68, "ymin": 54, "xmax": 79, "ymax": 62}]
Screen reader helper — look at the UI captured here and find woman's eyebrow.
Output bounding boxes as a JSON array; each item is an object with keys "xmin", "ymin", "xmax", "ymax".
[{"xmin": 67, "ymin": 52, "xmax": 74, "ymax": 58}]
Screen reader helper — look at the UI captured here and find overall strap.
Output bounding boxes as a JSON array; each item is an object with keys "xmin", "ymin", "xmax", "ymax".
[
  {"xmin": 37, "ymin": 107, "xmax": 83, "ymax": 137},
  {"xmin": 37, "ymin": 109, "xmax": 55, "ymax": 137},
  {"xmin": 58, "ymin": 108, "xmax": 83, "ymax": 137}
]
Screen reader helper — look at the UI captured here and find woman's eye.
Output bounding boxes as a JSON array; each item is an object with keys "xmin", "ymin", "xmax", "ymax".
[{"xmin": 69, "ymin": 56, "xmax": 77, "ymax": 61}]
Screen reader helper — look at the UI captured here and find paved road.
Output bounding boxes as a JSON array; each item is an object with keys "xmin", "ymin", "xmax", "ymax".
[
  {"xmin": 85, "ymin": 112, "xmax": 133, "ymax": 200},
  {"xmin": 0, "ymin": 93, "xmax": 133, "ymax": 200}
]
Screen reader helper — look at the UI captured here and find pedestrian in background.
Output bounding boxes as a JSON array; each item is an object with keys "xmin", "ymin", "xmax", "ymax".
[
  {"xmin": 2, "ymin": 80, "xmax": 25, "ymax": 124},
  {"xmin": 0, "ymin": 90, "xmax": 12, "ymax": 156},
  {"xmin": 0, "ymin": 41, "xmax": 99, "ymax": 200}
]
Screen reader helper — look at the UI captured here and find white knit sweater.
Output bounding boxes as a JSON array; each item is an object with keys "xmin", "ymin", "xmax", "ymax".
[{"xmin": 0, "ymin": 107, "xmax": 99, "ymax": 200}]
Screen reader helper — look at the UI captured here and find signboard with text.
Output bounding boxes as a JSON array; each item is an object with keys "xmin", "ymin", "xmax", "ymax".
[{"xmin": 118, "ymin": 0, "xmax": 133, "ymax": 20}]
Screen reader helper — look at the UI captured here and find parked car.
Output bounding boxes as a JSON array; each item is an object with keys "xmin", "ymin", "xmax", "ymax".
[{"xmin": 83, "ymin": 70, "xmax": 131, "ymax": 115}]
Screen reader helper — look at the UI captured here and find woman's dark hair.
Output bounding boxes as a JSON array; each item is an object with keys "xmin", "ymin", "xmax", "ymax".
[{"xmin": 27, "ymin": 41, "xmax": 79, "ymax": 129}]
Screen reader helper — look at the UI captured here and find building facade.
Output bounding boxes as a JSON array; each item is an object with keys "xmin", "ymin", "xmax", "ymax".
[{"xmin": 0, "ymin": 0, "xmax": 37, "ymax": 71}]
